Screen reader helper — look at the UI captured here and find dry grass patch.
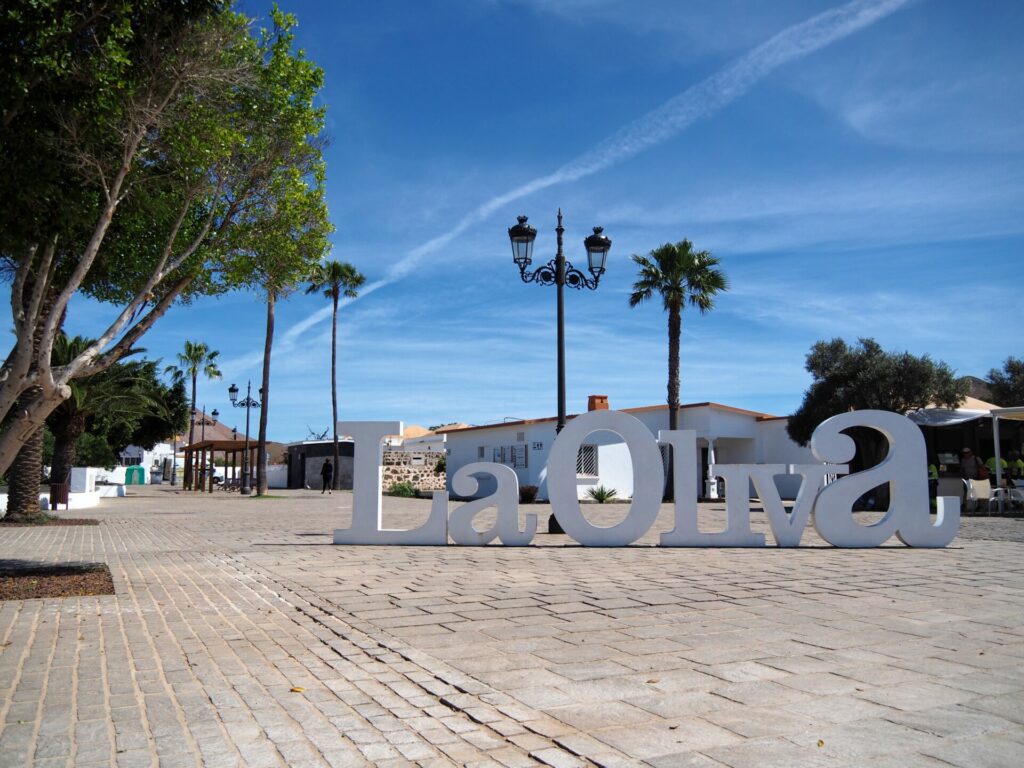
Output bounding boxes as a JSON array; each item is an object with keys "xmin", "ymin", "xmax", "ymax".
[{"xmin": 0, "ymin": 563, "xmax": 114, "ymax": 600}]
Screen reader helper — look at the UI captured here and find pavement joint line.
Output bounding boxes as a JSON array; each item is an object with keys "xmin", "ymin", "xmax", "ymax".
[
  {"xmin": 113, "ymin": 554, "xmax": 191, "ymax": 763},
  {"xmin": 25, "ymin": 599, "xmax": 61, "ymax": 763},
  {"xmin": 0, "ymin": 600, "xmax": 32, "ymax": 732}
]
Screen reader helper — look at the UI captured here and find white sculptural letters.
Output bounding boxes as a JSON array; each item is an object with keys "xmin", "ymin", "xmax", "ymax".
[
  {"xmin": 333, "ymin": 410, "xmax": 959, "ymax": 548},
  {"xmin": 448, "ymin": 463, "xmax": 536, "ymax": 545}
]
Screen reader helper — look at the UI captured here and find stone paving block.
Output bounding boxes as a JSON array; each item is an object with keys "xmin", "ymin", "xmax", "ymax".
[
  {"xmin": 646, "ymin": 751, "xmax": 728, "ymax": 768},
  {"xmin": 923, "ymin": 733, "xmax": 1024, "ymax": 768},
  {"xmin": 598, "ymin": 716, "xmax": 742, "ymax": 758},
  {"xmin": 544, "ymin": 701, "xmax": 651, "ymax": 731},
  {"xmin": 529, "ymin": 746, "xmax": 587, "ymax": 768},
  {"xmin": 858, "ymin": 680, "xmax": 979, "ymax": 711},
  {"xmin": 701, "ymin": 735, "xmax": 846, "ymax": 768},
  {"xmin": 626, "ymin": 690, "xmax": 738, "ymax": 719},
  {"xmin": 787, "ymin": 717, "xmax": 945, "ymax": 760},
  {"xmin": 703, "ymin": 704, "xmax": 820, "ymax": 738},
  {"xmin": 884, "ymin": 701, "xmax": 1020, "ymax": 739}
]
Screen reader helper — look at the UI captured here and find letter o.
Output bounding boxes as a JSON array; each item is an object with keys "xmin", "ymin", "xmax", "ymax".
[{"xmin": 547, "ymin": 410, "xmax": 664, "ymax": 546}]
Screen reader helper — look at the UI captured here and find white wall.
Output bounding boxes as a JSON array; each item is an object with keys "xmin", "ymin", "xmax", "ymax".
[
  {"xmin": 756, "ymin": 418, "xmax": 817, "ymax": 498},
  {"xmin": 445, "ymin": 406, "xmax": 818, "ymax": 501},
  {"xmin": 267, "ymin": 464, "xmax": 288, "ymax": 489}
]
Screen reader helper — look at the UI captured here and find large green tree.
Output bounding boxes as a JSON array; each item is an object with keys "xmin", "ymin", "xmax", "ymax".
[
  {"xmin": 628, "ymin": 240, "xmax": 728, "ymax": 432},
  {"xmin": 986, "ymin": 357, "xmax": 1024, "ymax": 407},
  {"xmin": 0, "ymin": 3, "xmax": 331, "ymax": 478},
  {"xmin": 787, "ymin": 338, "xmax": 968, "ymax": 447},
  {"xmin": 306, "ymin": 261, "xmax": 365, "ymax": 489}
]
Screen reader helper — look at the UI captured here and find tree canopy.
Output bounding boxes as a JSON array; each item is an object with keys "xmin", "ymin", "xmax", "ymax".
[
  {"xmin": 0, "ymin": 2, "xmax": 331, "ymax": 476},
  {"xmin": 787, "ymin": 338, "xmax": 967, "ymax": 446},
  {"xmin": 628, "ymin": 239, "xmax": 727, "ymax": 432},
  {"xmin": 986, "ymin": 357, "xmax": 1024, "ymax": 407}
]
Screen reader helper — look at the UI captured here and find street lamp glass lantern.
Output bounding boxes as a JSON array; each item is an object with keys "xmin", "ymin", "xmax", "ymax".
[
  {"xmin": 228, "ymin": 383, "xmax": 239, "ymax": 404},
  {"xmin": 211, "ymin": 408, "xmax": 219, "ymax": 421},
  {"xmin": 508, "ymin": 215, "xmax": 536, "ymax": 267},
  {"xmin": 584, "ymin": 226, "xmax": 612, "ymax": 275}
]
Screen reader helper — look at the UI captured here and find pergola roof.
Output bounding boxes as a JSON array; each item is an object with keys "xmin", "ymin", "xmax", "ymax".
[
  {"xmin": 992, "ymin": 406, "xmax": 1024, "ymax": 421},
  {"xmin": 183, "ymin": 439, "xmax": 255, "ymax": 453}
]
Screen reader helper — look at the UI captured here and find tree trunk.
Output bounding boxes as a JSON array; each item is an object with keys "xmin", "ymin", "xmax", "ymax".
[
  {"xmin": 4, "ymin": 284, "xmax": 62, "ymax": 519},
  {"xmin": 256, "ymin": 292, "xmax": 275, "ymax": 496},
  {"xmin": 188, "ymin": 371, "xmax": 197, "ymax": 446},
  {"xmin": 331, "ymin": 293, "xmax": 339, "ymax": 489},
  {"xmin": 5, "ymin": 425, "xmax": 44, "ymax": 518},
  {"xmin": 50, "ymin": 413, "xmax": 86, "ymax": 487},
  {"xmin": 185, "ymin": 372, "xmax": 197, "ymax": 489},
  {"xmin": 667, "ymin": 303, "xmax": 681, "ymax": 431}
]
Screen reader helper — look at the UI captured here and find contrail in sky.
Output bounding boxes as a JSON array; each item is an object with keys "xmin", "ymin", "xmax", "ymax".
[{"xmin": 279, "ymin": 0, "xmax": 913, "ymax": 350}]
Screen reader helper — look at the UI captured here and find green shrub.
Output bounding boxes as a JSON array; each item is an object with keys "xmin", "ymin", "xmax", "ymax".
[
  {"xmin": 587, "ymin": 485, "xmax": 618, "ymax": 503},
  {"xmin": 434, "ymin": 455, "xmax": 446, "ymax": 474},
  {"xmin": 519, "ymin": 484, "xmax": 539, "ymax": 504},
  {"xmin": 388, "ymin": 481, "xmax": 417, "ymax": 498}
]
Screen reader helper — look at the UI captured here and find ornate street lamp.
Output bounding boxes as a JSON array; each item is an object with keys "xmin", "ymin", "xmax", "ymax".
[
  {"xmin": 508, "ymin": 210, "xmax": 611, "ymax": 533},
  {"xmin": 197, "ymin": 405, "xmax": 219, "ymax": 442},
  {"xmin": 170, "ymin": 433, "xmax": 181, "ymax": 486},
  {"xmin": 228, "ymin": 381, "xmax": 262, "ymax": 495}
]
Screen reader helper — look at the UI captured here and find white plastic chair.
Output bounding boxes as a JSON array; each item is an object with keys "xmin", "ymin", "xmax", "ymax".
[
  {"xmin": 992, "ymin": 486, "xmax": 1024, "ymax": 512},
  {"xmin": 965, "ymin": 478, "xmax": 994, "ymax": 512}
]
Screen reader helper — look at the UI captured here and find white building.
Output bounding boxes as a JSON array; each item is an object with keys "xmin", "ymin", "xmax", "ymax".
[
  {"xmin": 119, "ymin": 441, "xmax": 175, "ymax": 469},
  {"xmin": 439, "ymin": 395, "xmax": 815, "ymax": 501}
]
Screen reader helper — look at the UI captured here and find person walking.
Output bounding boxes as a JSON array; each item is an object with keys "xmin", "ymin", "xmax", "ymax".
[{"xmin": 320, "ymin": 459, "xmax": 333, "ymax": 494}]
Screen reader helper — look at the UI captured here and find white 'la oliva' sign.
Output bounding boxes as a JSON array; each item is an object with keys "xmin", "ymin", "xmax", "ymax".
[{"xmin": 333, "ymin": 409, "xmax": 959, "ymax": 548}]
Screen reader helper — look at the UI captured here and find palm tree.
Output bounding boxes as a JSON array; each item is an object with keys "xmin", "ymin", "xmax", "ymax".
[
  {"xmin": 165, "ymin": 341, "xmax": 222, "ymax": 486},
  {"xmin": 47, "ymin": 335, "xmax": 159, "ymax": 484},
  {"xmin": 306, "ymin": 260, "xmax": 365, "ymax": 489},
  {"xmin": 629, "ymin": 239, "xmax": 728, "ymax": 434}
]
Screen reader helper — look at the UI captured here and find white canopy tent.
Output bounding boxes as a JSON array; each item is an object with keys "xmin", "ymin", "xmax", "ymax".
[{"xmin": 993, "ymin": 406, "xmax": 1024, "ymax": 513}]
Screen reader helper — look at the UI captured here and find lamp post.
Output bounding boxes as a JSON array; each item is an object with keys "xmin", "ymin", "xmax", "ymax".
[
  {"xmin": 170, "ymin": 433, "xmax": 180, "ymax": 485},
  {"xmin": 508, "ymin": 210, "xmax": 611, "ymax": 533},
  {"xmin": 228, "ymin": 381, "xmax": 262, "ymax": 495},
  {"xmin": 196, "ymin": 406, "xmax": 219, "ymax": 441}
]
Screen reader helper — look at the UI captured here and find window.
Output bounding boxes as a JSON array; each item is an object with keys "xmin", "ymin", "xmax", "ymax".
[
  {"xmin": 477, "ymin": 446, "xmax": 485, "ymax": 459},
  {"xmin": 516, "ymin": 431, "xmax": 526, "ymax": 443},
  {"xmin": 576, "ymin": 444, "xmax": 598, "ymax": 476},
  {"xmin": 512, "ymin": 445, "xmax": 528, "ymax": 469}
]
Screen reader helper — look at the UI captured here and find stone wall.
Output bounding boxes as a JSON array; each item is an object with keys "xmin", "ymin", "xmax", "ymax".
[{"xmin": 382, "ymin": 451, "xmax": 446, "ymax": 492}]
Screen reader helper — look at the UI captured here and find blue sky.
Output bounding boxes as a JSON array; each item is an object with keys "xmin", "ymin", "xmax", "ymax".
[{"xmin": 57, "ymin": 0, "xmax": 1024, "ymax": 441}]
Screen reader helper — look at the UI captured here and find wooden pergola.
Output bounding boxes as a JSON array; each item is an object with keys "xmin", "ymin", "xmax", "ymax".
[{"xmin": 182, "ymin": 439, "xmax": 258, "ymax": 493}]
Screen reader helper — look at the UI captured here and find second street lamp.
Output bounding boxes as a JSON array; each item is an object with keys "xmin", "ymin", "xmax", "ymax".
[
  {"xmin": 228, "ymin": 381, "xmax": 262, "ymax": 496},
  {"xmin": 508, "ymin": 209, "xmax": 611, "ymax": 533}
]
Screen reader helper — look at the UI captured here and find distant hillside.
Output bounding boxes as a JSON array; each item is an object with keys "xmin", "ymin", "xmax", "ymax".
[{"xmin": 961, "ymin": 375, "xmax": 992, "ymax": 402}]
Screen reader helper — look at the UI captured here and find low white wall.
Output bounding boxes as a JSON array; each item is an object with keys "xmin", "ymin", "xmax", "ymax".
[
  {"xmin": 0, "ymin": 485, "xmax": 125, "ymax": 512},
  {"xmin": 267, "ymin": 464, "xmax": 288, "ymax": 489},
  {"xmin": 96, "ymin": 466, "xmax": 128, "ymax": 485}
]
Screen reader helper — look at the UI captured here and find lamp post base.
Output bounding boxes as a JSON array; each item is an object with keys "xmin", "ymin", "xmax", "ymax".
[{"xmin": 240, "ymin": 485, "xmax": 251, "ymax": 496}]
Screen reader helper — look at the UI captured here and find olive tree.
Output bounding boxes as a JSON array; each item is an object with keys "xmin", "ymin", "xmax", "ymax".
[{"xmin": 0, "ymin": 3, "xmax": 331, "ymax": 484}]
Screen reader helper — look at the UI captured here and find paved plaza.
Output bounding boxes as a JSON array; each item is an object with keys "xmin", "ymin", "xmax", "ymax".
[{"xmin": 1, "ymin": 487, "xmax": 1023, "ymax": 767}]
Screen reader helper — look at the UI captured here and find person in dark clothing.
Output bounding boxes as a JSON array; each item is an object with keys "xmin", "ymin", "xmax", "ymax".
[
  {"xmin": 959, "ymin": 448, "xmax": 984, "ymax": 480},
  {"xmin": 320, "ymin": 459, "xmax": 333, "ymax": 494}
]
